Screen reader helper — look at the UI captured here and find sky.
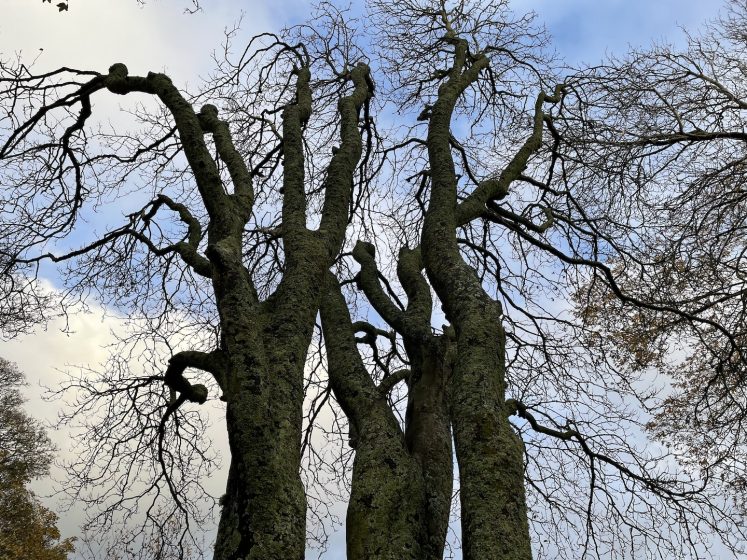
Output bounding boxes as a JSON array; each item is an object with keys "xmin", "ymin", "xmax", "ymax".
[
  {"xmin": 0, "ymin": 0, "xmax": 734, "ymax": 559},
  {"xmin": 518, "ymin": 0, "xmax": 720, "ymax": 64}
]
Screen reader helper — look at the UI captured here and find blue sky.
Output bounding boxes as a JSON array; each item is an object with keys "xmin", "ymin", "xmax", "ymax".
[
  {"xmin": 519, "ymin": 0, "xmax": 721, "ymax": 65},
  {"xmin": 0, "ymin": 0, "xmax": 734, "ymax": 558}
]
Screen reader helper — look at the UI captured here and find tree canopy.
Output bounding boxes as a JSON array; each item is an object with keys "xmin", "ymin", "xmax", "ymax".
[
  {"xmin": 560, "ymin": 0, "xmax": 747, "ymax": 518},
  {"xmin": 0, "ymin": 358, "xmax": 74, "ymax": 560}
]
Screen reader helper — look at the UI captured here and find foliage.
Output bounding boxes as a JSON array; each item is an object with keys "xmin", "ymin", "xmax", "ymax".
[
  {"xmin": 560, "ymin": 0, "xmax": 747, "ymax": 515},
  {"xmin": 0, "ymin": 358, "xmax": 74, "ymax": 560}
]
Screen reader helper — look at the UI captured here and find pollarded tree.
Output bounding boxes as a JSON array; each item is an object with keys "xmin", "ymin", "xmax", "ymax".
[
  {"xmin": 324, "ymin": 2, "xmax": 744, "ymax": 557},
  {"xmin": 1, "ymin": 1, "xmax": 745, "ymax": 559},
  {"xmin": 2, "ymin": 11, "xmax": 372, "ymax": 556}
]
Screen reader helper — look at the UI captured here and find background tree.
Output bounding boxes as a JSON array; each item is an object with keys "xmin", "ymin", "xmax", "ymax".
[
  {"xmin": 0, "ymin": 357, "xmax": 75, "ymax": 560},
  {"xmin": 553, "ymin": 0, "xmax": 747, "ymax": 515},
  {"xmin": 1, "ymin": 1, "xmax": 746, "ymax": 559}
]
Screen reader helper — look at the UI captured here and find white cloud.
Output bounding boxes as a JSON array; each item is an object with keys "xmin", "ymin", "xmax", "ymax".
[
  {"xmin": 0, "ymin": 307, "xmax": 131, "ymax": 545},
  {"xmin": 0, "ymin": 303, "xmax": 232, "ymax": 553},
  {"xmin": 1, "ymin": 0, "xmax": 275, "ymax": 80}
]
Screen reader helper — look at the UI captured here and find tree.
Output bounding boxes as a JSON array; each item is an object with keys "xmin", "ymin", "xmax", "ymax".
[
  {"xmin": 554, "ymin": 0, "xmax": 747, "ymax": 515},
  {"xmin": 0, "ymin": 357, "xmax": 75, "ymax": 560},
  {"xmin": 76, "ymin": 513, "xmax": 199, "ymax": 560},
  {"xmin": 0, "ymin": 1, "xmax": 745, "ymax": 559}
]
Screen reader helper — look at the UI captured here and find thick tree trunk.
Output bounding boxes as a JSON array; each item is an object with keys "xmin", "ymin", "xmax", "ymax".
[
  {"xmin": 211, "ymin": 61, "xmax": 371, "ymax": 558},
  {"xmin": 346, "ymin": 402, "xmax": 425, "ymax": 559},
  {"xmin": 209, "ymin": 274, "xmax": 308, "ymax": 559},
  {"xmin": 321, "ymin": 280, "xmax": 423, "ymax": 559},
  {"xmin": 214, "ymin": 456, "xmax": 240, "ymax": 557},
  {"xmin": 421, "ymin": 36, "xmax": 533, "ymax": 560},
  {"xmin": 214, "ymin": 380, "xmax": 307, "ymax": 560},
  {"xmin": 423, "ymin": 246, "xmax": 532, "ymax": 560},
  {"xmin": 208, "ymin": 228, "xmax": 311, "ymax": 559},
  {"xmin": 404, "ymin": 336, "xmax": 454, "ymax": 560},
  {"xmin": 320, "ymin": 275, "xmax": 454, "ymax": 559},
  {"xmin": 448, "ymin": 318, "xmax": 531, "ymax": 560}
]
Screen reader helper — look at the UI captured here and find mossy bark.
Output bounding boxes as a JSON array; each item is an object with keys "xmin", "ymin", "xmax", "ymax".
[
  {"xmin": 448, "ymin": 318, "xmax": 530, "ymax": 560},
  {"xmin": 206, "ymin": 212, "xmax": 308, "ymax": 560},
  {"xmin": 321, "ymin": 276, "xmax": 423, "ymax": 559},
  {"xmin": 403, "ymin": 335, "xmax": 454, "ymax": 560},
  {"xmin": 101, "ymin": 62, "xmax": 373, "ymax": 558},
  {"xmin": 212, "ymin": 328, "xmax": 310, "ymax": 560},
  {"xmin": 209, "ymin": 63, "xmax": 372, "ymax": 559},
  {"xmin": 321, "ymin": 274, "xmax": 454, "ymax": 559},
  {"xmin": 420, "ymin": 39, "xmax": 533, "ymax": 560},
  {"xmin": 346, "ymin": 409, "xmax": 425, "ymax": 560}
]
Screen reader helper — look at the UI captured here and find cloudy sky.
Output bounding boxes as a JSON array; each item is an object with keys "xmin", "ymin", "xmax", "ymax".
[{"xmin": 0, "ymin": 0, "xmax": 732, "ymax": 558}]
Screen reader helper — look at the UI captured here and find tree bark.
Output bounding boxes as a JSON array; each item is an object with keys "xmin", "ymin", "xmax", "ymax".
[
  {"xmin": 321, "ymin": 273, "xmax": 454, "ymax": 559},
  {"xmin": 351, "ymin": 243, "xmax": 457, "ymax": 558},
  {"xmin": 321, "ymin": 275, "xmax": 424, "ymax": 559},
  {"xmin": 421, "ymin": 37, "xmax": 533, "ymax": 560},
  {"xmin": 403, "ymin": 334, "xmax": 454, "ymax": 560},
  {"xmin": 211, "ymin": 62, "xmax": 372, "ymax": 559}
]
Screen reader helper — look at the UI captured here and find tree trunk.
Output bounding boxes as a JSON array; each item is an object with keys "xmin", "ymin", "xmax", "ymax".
[
  {"xmin": 421, "ymin": 36, "xmax": 533, "ymax": 560},
  {"xmin": 448, "ymin": 318, "xmax": 531, "ymax": 560},
  {"xmin": 404, "ymin": 336, "xmax": 454, "ymax": 560},
  {"xmin": 321, "ymin": 275, "xmax": 454, "ymax": 559},
  {"xmin": 346, "ymin": 401, "xmax": 425, "ymax": 560},
  {"xmin": 209, "ymin": 238, "xmax": 310, "ymax": 559},
  {"xmin": 214, "ymin": 380, "xmax": 307, "ymax": 560}
]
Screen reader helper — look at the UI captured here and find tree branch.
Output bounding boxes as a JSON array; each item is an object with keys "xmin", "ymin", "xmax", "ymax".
[
  {"xmin": 164, "ymin": 349, "xmax": 228, "ymax": 402},
  {"xmin": 377, "ymin": 368, "xmax": 410, "ymax": 396},
  {"xmin": 281, "ymin": 65, "xmax": 312, "ymax": 245},
  {"xmin": 320, "ymin": 270, "xmax": 384, "ymax": 428},
  {"xmin": 456, "ymin": 85, "xmax": 564, "ymax": 226},
  {"xmin": 506, "ymin": 399, "xmax": 707, "ymax": 499},
  {"xmin": 104, "ymin": 63, "xmax": 229, "ymax": 220},
  {"xmin": 352, "ymin": 240, "xmax": 408, "ymax": 333},
  {"xmin": 197, "ymin": 104, "xmax": 254, "ymax": 217},
  {"xmin": 152, "ymin": 194, "xmax": 212, "ymax": 277},
  {"xmin": 317, "ymin": 63, "xmax": 374, "ymax": 257}
]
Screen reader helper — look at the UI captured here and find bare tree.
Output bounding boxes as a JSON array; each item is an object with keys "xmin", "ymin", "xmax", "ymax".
[
  {"xmin": 552, "ymin": 0, "xmax": 747, "ymax": 522},
  {"xmin": 1, "ymin": 1, "xmax": 745, "ymax": 559},
  {"xmin": 2, "ymin": 7, "xmax": 372, "ymax": 555}
]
